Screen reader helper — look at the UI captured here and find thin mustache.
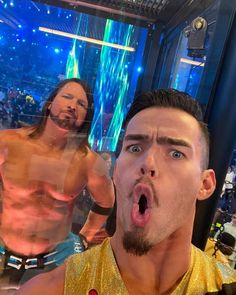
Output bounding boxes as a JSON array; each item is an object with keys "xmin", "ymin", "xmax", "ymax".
[
  {"xmin": 129, "ymin": 176, "xmax": 158, "ymax": 206},
  {"xmin": 62, "ymin": 109, "xmax": 77, "ymax": 119}
]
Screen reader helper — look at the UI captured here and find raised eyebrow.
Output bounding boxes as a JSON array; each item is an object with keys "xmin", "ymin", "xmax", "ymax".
[
  {"xmin": 157, "ymin": 136, "xmax": 191, "ymax": 148},
  {"xmin": 124, "ymin": 134, "xmax": 149, "ymax": 142}
]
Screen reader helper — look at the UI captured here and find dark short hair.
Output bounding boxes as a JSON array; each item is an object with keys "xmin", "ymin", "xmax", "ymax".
[
  {"xmin": 28, "ymin": 78, "xmax": 94, "ymax": 150},
  {"xmin": 124, "ymin": 89, "xmax": 209, "ymax": 169}
]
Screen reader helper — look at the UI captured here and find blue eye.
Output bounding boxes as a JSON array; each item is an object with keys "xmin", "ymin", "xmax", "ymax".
[
  {"xmin": 128, "ymin": 145, "xmax": 142, "ymax": 153},
  {"xmin": 170, "ymin": 150, "xmax": 184, "ymax": 159}
]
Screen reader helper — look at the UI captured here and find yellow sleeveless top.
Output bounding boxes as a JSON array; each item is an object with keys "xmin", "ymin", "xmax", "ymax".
[{"xmin": 64, "ymin": 238, "xmax": 236, "ymax": 295}]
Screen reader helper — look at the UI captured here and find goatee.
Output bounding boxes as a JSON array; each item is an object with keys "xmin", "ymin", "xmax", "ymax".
[
  {"xmin": 49, "ymin": 111, "xmax": 78, "ymax": 131},
  {"xmin": 123, "ymin": 229, "xmax": 153, "ymax": 256}
]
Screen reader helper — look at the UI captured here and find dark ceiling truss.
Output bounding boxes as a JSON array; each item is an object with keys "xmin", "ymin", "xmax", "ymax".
[
  {"xmin": 34, "ymin": 0, "xmax": 217, "ymax": 28},
  {"xmin": 83, "ymin": 0, "xmax": 171, "ymax": 18}
]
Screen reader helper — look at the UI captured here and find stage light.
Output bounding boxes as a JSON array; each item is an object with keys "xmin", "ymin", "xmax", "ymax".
[
  {"xmin": 137, "ymin": 66, "xmax": 142, "ymax": 72},
  {"xmin": 54, "ymin": 48, "xmax": 60, "ymax": 53},
  {"xmin": 180, "ymin": 58, "xmax": 205, "ymax": 67},
  {"xmin": 38, "ymin": 27, "xmax": 135, "ymax": 52}
]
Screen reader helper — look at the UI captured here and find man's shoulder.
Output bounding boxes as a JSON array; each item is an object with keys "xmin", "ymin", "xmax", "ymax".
[
  {"xmin": 16, "ymin": 264, "xmax": 66, "ymax": 295},
  {"xmin": 65, "ymin": 238, "xmax": 111, "ymax": 275},
  {"xmin": 0, "ymin": 127, "xmax": 29, "ymax": 142},
  {"xmin": 191, "ymin": 245, "xmax": 236, "ymax": 288},
  {"xmin": 174, "ymin": 245, "xmax": 236, "ymax": 294},
  {"xmin": 64, "ymin": 239, "xmax": 126, "ymax": 294}
]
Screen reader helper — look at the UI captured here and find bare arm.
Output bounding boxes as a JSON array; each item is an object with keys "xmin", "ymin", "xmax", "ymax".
[
  {"xmin": 0, "ymin": 133, "xmax": 7, "ymax": 227},
  {"xmin": 16, "ymin": 264, "xmax": 65, "ymax": 295},
  {"xmin": 79, "ymin": 153, "xmax": 115, "ymax": 244}
]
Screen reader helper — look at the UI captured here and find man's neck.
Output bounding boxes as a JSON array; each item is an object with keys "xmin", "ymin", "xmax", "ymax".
[
  {"xmin": 111, "ymin": 233, "xmax": 192, "ymax": 295},
  {"xmin": 39, "ymin": 119, "xmax": 75, "ymax": 150}
]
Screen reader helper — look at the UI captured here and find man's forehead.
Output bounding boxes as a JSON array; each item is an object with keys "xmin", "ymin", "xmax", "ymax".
[
  {"xmin": 124, "ymin": 107, "xmax": 203, "ymax": 149},
  {"xmin": 60, "ymin": 82, "xmax": 86, "ymax": 93},
  {"xmin": 126, "ymin": 107, "xmax": 199, "ymax": 132}
]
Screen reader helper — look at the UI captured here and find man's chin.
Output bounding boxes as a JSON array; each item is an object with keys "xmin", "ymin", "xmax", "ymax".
[
  {"xmin": 50, "ymin": 115, "xmax": 77, "ymax": 131},
  {"xmin": 122, "ymin": 230, "xmax": 153, "ymax": 256}
]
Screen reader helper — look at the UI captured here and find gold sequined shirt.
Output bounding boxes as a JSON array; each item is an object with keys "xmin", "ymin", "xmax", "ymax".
[{"xmin": 64, "ymin": 238, "xmax": 236, "ymax": 295}]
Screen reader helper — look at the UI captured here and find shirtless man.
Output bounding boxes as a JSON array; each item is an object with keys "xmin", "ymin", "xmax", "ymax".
[
  {"xmin": 17, "ymin": 89, "xmax": 236, "ymax": 295},
  {"xmin": 0, "ymin": 78, "xmax": 114, "ymax": 288}
]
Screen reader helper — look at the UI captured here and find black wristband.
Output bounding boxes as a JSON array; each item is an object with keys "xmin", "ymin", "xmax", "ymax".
[
  {"xmin": 79, "ymin": 233, "xmax": 89, "ymax": 250},
  {"xmin": 91, "ymin": 202, "xmax": 113, "ymax": 216}
]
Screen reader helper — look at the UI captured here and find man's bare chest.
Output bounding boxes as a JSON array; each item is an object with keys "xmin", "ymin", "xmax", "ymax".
[{"xmin": 1, "ymin": 145, "xmax": 87, "ymax": 198}]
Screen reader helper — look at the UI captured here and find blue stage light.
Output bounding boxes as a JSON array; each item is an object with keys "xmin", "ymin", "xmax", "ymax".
[
  {"xmin": 18, "ymin": 25, "xmax": 22, "ymax": 28},
  {"xmin": 54, "ymin": 48, "xmax": 60, "ymax": 53},
  {"xmin": 137, "ymin": 66, "xmax": 142, "ymax": 72}
]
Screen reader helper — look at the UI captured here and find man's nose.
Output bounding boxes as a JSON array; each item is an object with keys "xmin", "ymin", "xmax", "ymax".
[
  {"xmin": 140, "ymin": 151, "xmax": 157, "ymax": 178},
  {"xmin": 67, "ymin": 104, "xmax": 76, "ymax": 112}
]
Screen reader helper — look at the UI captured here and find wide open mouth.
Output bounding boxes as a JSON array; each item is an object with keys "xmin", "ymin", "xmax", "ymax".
[
  {"xmin": 138, "ymin": 194, "xmax": 148, "ymax": 214},
  {"xmin": 131, "ymin": 184, "xmax": 153, "ymax": 227}
]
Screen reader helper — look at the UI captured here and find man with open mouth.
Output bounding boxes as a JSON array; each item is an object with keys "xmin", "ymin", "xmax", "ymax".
[{"xmin": 17, "ymin": 89, "xmax": 236, "ymax": 294}]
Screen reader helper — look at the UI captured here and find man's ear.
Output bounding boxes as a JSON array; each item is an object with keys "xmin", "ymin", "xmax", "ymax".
[{"xmin": 197, "ymin": 169, "xmax": 216, "ymax": 201}]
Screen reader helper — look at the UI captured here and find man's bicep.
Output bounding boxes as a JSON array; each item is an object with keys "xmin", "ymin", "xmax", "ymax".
[{"xmin": 87, "ymin": 172, "xmax": 115, "ymax": 207}]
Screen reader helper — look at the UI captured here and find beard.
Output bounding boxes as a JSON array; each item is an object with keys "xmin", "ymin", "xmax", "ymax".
[
  {"xmin": 49, "ymin": 110, "xmax": 78, "ymax": 131},
  {"xmin": 123, "ymin": 228, "xmax": 153, "ymax": 256}
]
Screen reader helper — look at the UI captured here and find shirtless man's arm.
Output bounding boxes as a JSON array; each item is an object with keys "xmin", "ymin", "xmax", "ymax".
[
  {"xmin": 16, "ymin": 264, "xmax": 65, "ymax": 295},
  {"xmin": 0, "ymin": 132, "xmax": 7, "ymax": 227},
  {"xmin": 79, "ymin": 151, "xmax": 115, "ymax": 244}
]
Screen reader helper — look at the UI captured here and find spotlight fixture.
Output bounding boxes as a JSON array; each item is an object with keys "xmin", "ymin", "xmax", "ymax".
[{"xmin": 186, "ymin": 17, "xmax": 208, "ymax": 58}]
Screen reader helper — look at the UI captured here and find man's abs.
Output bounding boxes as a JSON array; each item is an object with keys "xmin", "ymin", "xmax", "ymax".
[{"xmin": 0, "ymin": 197, "xmax": 73, "ymax": 256}]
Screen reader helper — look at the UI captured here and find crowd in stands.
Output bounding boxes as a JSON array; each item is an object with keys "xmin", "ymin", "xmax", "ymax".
[
  {"xmin": 0, "ymin": 86, "xmax": 45, "ymax": 129},
  {"xmin": 209, "ymin": 165, "xmax": 236, "ymax": 268}
]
